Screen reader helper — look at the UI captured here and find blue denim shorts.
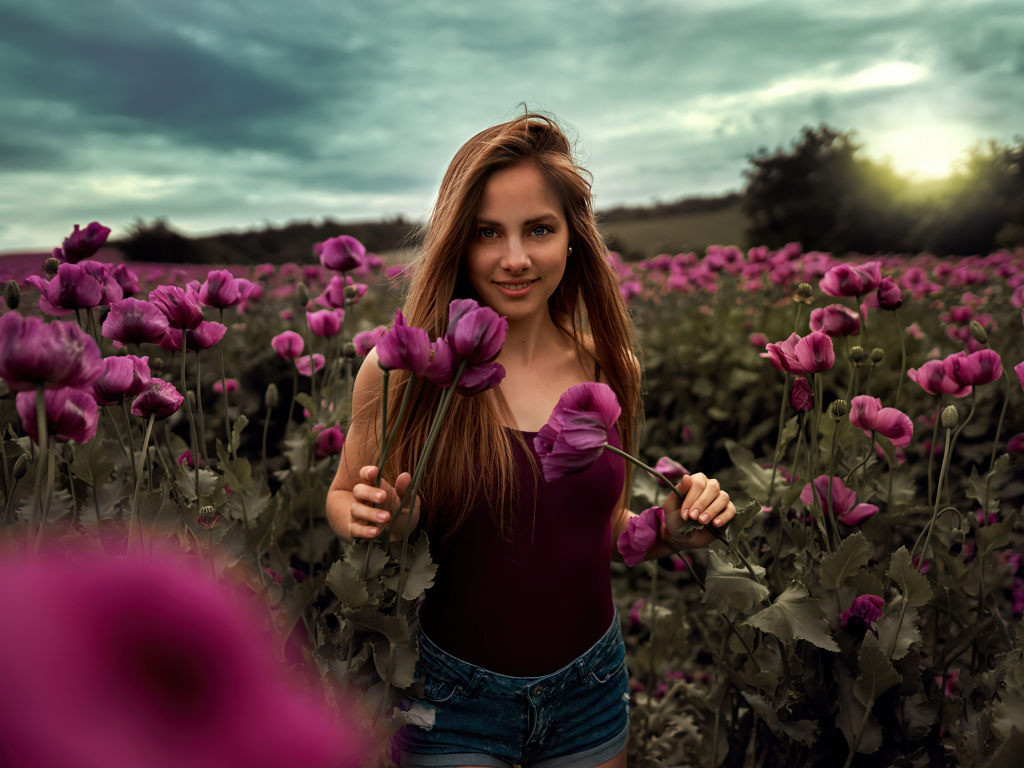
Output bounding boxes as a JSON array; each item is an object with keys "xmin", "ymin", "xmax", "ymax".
[{"xmin": 389, "ymin": 606, "xmax": 630, "ymax": 768}]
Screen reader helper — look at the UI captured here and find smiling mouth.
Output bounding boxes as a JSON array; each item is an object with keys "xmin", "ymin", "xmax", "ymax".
[{"xmin": 493, "ymin": 279, "xmax": 538, "ymax": 290}]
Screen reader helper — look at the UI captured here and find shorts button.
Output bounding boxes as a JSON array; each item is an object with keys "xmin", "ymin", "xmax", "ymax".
[
  {"xmin": 533, "ymin": 686, "xmax": 543, "ymax": 695},
  {"xmin": 457, "ymin": 685, "xmax": 464, "ymax": 691}
]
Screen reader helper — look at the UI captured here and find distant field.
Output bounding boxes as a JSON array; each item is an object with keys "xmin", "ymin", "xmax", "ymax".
[{"xmin": 598, "ymin": 202, "xmax": 749, "ymax": 259}]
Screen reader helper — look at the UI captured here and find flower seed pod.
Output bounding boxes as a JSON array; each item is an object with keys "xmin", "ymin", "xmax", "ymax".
[
  {"xmin": 941, "ymin": 405, "xmax": 958, "ymax": 429},
  {"xmin": 849, "ymin": 345, "xmax": 867, "ymax": 364},
  {"xmin": 948, "ymin": 528, "xmax": 964, "ymax": 556},
  {"xmin": 343, "ymin": 342, "xmax": 357, "ymax": 358},
  {"xmin": 196, "ymin": 506, "xmax": 223, "ymax": 530},
  {"xmin": 830, "ymin": 399, "xmax": 849, "ymax": 420},
  {"xmin": 265, "ymin": 382, "xmax": 279, "ymax": 409},
  {"xmin": 295, "ymin": 282, "xmax": 310, "ymax": 306},
  {"xmin": 4, "ymin": 279, "xmax": 21, "ymax": 310},
  {"xmin": 12, "ymin": 454, "xmax": 28, "ymax": 480},
  {"xmin": 148, "ymin": 357, "xmax": 167, "ymax": 373},
  {"xmin": 968, "ymin": 320, "xmax": 988, "ymax": 345},
  {"xmin": 344, "ymin": 284, "xmax": 359, "ymax": 299},
  {"xmin": 869, "ymin": 348, "xmax": 885, "ymax": 364},
  {"xmin": 44, "ymin": 257, "xmax": 60, "ymax": 278},
  {"xmin": 792, "ymin": 283, "xmax": 814, "ymax": 304}
]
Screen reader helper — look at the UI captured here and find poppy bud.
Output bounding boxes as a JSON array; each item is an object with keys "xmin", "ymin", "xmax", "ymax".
[
  {"xmin": 295, "ymin": 282, "xmax": 310, "ymax": 306},
  {"xmin": 4, "ymin": 279, "xmax": 20, "ymax": 309},
  {"xmin": 941, "ymin": 405, "xmax": 958, "ymax": 429},
  {"xmin": 948, "ymin": 528, "xmax": 964, "ymax": 556},
  {"xmin": 792, "ymin": 283, "xmax": 814, "ymax": 304},
  {"xmin": 849, "ymin": 345, "xmax": 867, "ymax": 364},
  {"xmin": 968, "ymin": 320, "xmax": 988, "ymax": 345},
  {"xmin": 44, "ymin": 257, "xmax": 60, "ymax": 278},
  {"xmin": 196, "ymin": 506, "xmax": 223, "ymax": 530},
  {"xmin": 869, "ymin": 348, "xmax": 884, "ymax": 364},
  {"xmin": 344, "ymin": 284, "xmax": 359, "ymax": 299},
  {"xmin": 830, "ymin": 399, "xmax": 849, "ymax": 420},
  {"xmin": 12, "ymin": 454, "xmax": 28, "ymax": 480},
  {"xmin": 148, "ymin": 357, "xmax": 167, "ymax": 373},
  {"xmin": 343, "ymin": 342, "xmax": 357, "ymax": 358},
  {"xmin": 265, "ymin": 382, "xmax": 279, "ymax": 408}
]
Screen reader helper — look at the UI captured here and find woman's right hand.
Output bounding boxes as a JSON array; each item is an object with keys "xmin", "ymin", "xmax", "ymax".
[{"xmin": 349, "ymin": 465, "xmax": 421, "ymax": 542}]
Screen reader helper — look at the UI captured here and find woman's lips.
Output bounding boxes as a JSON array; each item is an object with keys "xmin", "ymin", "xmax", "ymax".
[{"xmin": 493, "ymin": 278, "xmax": 537, "ymax": 297}]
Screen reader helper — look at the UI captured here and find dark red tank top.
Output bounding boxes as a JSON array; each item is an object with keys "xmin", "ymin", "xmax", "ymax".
[{"xmin": 418, "ymin": 385, "xmax": 626, "ymax": 677}]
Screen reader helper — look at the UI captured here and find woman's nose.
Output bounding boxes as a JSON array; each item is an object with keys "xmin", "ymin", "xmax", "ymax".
[{"xmin": 501, "ymin": 238, "xmax": 531, "ymax": 273}]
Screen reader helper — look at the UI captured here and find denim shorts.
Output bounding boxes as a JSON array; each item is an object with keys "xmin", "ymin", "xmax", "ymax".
[{"xmin": 389, "ymin": 606, "xmax": 630, "ymax": 768}]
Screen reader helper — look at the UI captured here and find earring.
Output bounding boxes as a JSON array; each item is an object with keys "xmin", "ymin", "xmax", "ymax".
[{"xmin": 568, "ymin": 246, "xmax": 573, "ymax": 255}]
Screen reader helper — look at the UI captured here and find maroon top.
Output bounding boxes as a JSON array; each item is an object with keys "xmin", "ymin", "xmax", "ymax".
[{"xmin": 419, "ymin": 414, "xmax": 626, "ymax": 677}]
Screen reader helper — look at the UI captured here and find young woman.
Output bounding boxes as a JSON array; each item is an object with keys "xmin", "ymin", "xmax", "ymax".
[{"xmin": 326, "ymin": 111, "xmax": 736, "ymax": 768}]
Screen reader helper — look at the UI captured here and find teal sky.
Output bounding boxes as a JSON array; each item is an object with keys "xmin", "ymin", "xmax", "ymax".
[{"xmin": 1, "ymin": 0, "xmax": 1023, "ymax": 252}]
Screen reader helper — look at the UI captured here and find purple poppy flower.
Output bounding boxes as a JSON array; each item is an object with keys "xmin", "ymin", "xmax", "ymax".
[
  {"xmin": 848, "ymin": 395, "xmax": 914, "ymax": 447},
  {"xmin": 819, "ymin": 261, "xmax": 882, "ymax": 297},
  {"xmin": 534, "ymin": 382, "xmax": 622, "ymax": 483},
  {"xmin": 794, "ymin": 331, "xmax": 835, "ymax": 373},
  {"xmin": 271, "ymin": 331, "xmax": 304, "ymax": 359},
  {"xmin": 800, "ymin": 475, "xmax": 878, "ymax": 525},
  {"xmin": 213, "ymin": 378, "xmax": 238, "ymax": 394},
  {"xmin": 353, "ymin": 326, "xmax": 387, "ymax": 356},
  {"xmin": 55, "ymin": 222, "xmax": 111, "ymax": 263},
  {"xmin": 159, "ymin": 321, "xmax": 227, "ymax": 352},
  {"xmin": 809, "ymin": 304, "xmax": 860, "ymax": 337},
  {"xmin": 422, "ymin": 337, "xmax": 456, "ymax": 387},
  {"xmin": 92, "ymin": 355, "xmax": 151, "ymax": 406},
  {"xmin": 629, "ymin": 598, "xmax": 649, "ymax": 626},
  {"xmin": 315, "ymin": 426, "xmax": 345, "ymax": 459},
  {"xmin": 31, "ymin": 263, "xmax": 104, "ymax": 313},
  {"xmin": 102, "ymin": 298, "xmax": 170, "ymax": 347},
  {"xmin": 946, "ymin": 349, "xmax": 1002, "ymax": 387},
  {"xmin": 0, "ymin": 550, "xmax": 368, "ymax": 768},
  {"xmin": 1017, "ymin": 361, "xmax": 1024, "ymax": 394},
  {"xmin": 315, "ymin": 275, "xmax": 367, "ymax": 308},
  {"xmin": 307, "ymin": 308, "xmax": 345, "ymax": 338},
  {"xmin": 1007, "ymin": 433, "xmax": 1024, "ymax": 453},
  {"xmin": 16, "ymin": 386, "xmax": 99, "ymax": 444},
  {"xmin": 445, "ymin": 300, "xmax": 507, "ymax": 364},
  {"xmin": 876, "ymin": 277, "xmax": 903, "ymax": 310},
  {"xmin": 617, "ymin": 506, "xmax": 665, "ymax": 567},
  {"xmin": 762, "ymin": 333, "xmax": 804, "ymax": 375},
  {"xmin": 316, "ymin": 234, "xmax": 366, "ymax": 272},
  {"xmin": 131, "ymin": 378, "xmax": 184, "ymax": 420},
  {"xmin": 455, "ymin": 362, "xmax": 506, "ymax": 396},
  {"xmin": 840, "ymin": 594, "xmax": 884, "ymax": 635},
  {"xmin": 0, "ymin": 313, "xmax": 103, "ymax": 391},
  {"xmin": 377, "ymin": 308, "xmax": 431, "ymax": 373},
  {"xmin": 178, "ymin": 450, "xmax": 203, "ymax": 469},
  {"xmin": 78, "ymin": 261, "xmax": 123, "ymax": 306},
  {"xmin": 790, "ymin": 376, "xmax": 814, "ymax": 412},
  {"xmin": 653, "ymin": 457, "xmax": 688, "ymax": 486},
  {"xmin": 110, "ymin": 264, "xmax": 140, "ymax": 297},
  {"xmin": 295, "ymin": 354, "xmax": 325, "ymax": 377},
  {"xmin": 149, "ymin": 286, "xmax": 205, "ymax": 330},
  {"xmin": 907, "ymin": 359, "xmax": 972, "ymax": 398},
  {"xmin": 198, "ymin": 270, "xmax": 254, "ymax": 309}
]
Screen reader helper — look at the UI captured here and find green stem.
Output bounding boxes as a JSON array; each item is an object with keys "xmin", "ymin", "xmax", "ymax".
[
  {"xmin": 288, "ymin": 364, "xmax": 299, "ymax": 427},
  {"xmin": 3, "ymin": 477, "xmax": 20, "ymax": 526},
  {"xmin": 194, "ymin": 352, "xmax": 209, "ymax": 468},
  {"xmin": 31, "ymin": 386, "xmax": 48, "ymax": 541},
  {"xmin": 944, "ymin": 393, "xmax": 977, "ymax": 504},
  {"xmin": 181, "ymin": 329, "xmax": 200, "ymax": 502},
  {"xmin": 262, "ymin": 406, "xmax": 272, "ymax": 491},
  {"xmin": 34, "ymin": 435, "xmax": 55, "ymax": 551},
  {"xmin": 843, "ymin": 694, "xmax": 875, "ymax": 768},
  {"xmin": 844, "ymin": 336, "xmax": 854, "ymax": 402},
  {"xmin": 64, "ymin": 444, "xmax": 78, "ymax": 531},
  {"xmin": 826, "ymin": 421, "xmax": 842, "ymax": 551},
  {"xmin": 767, "ymin": 373, "xmax": 791, "ymax": 506},
  {"xmin": 120, "ymin": 400, "xmax": 138, "ymax": 488},
  {"xmin": 303, "ymin": 309, "xmax": 317, "ymax": 421},
  {"xmin": 983, "ymin": 369, "xmax": 1010, "ymax": 521},
  {"xmin": 918, "ymin": 426, "xmax": 954, "ymax": 573},
  {"xmin": 218, "ymin": 308, "xmax": 234, "ymax": 457},
  {"xmin": 126, "ymin": 415, "xmax": 155, "ymax": 558},
  {"xmin": 893, "ymin": 309, "xmax": 906, "ymax": 409},
  {"xmin": 927, "ymin": 400, "xmax": 940, "ymax": 508}
]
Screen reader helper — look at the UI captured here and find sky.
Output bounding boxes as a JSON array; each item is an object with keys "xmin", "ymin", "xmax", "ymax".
[{"xmin": 1, "ymin": 0, "xmax": 1023, "ymax": 252}]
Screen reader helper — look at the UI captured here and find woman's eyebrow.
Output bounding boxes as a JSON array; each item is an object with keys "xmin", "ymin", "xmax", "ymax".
[{"xmin": 476, "ymin": 213, "xmax": 559, "ymax": 227}]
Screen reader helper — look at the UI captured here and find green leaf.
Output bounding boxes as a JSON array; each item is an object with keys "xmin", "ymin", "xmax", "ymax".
[
  {"xmin": 382, "ymin": 533, "xmax": 437, "ymax": 601},
  {"xmin": 344, "ymin": 539, "xmax": 391, "ymax": 581},
  {"xmin": 966, "ymin": 465, "xmax": 997, "ymax": 514},
  {"xmin": 875, "ymin": 606, "xmax": 920, "ymax": 661},
  {"xmin": 873, "ymin": 433, "xmax": 897, "ymax": 470},
  {"xmin": 819, "ymin": 532, "xmax": 869, "ymax": 590},
  {"xmin": 781, "ymin": 480, "xmax": 806, "ymax": 508},
  {"xmin": 885, "ymin": 546, "xmax": 933, "ymax": 607},
  {"xmin": 978, "ymin": 510, "xmax": 1018, "ymax": 556},
  {"xmin": 326, "ymin": 560, "xmax": 376, "ymax": 610},
  {"xmin": 294, "ymin": 392, "xmax": 316, "ymax": 416},
  {"xmin": 702, "ymin": 550, "xmax": 769, "ymax": 614},
  {"xmin": 740, "ymin": 691, "xmax": 818, "ymax": 746},
  {"xmin": 727, "ymin": 500, "xmax": 760, "ymax": 544},
  {"xmin": 339, "ymin": 607, "xmax": 411, "ymax": 649},
  {"xmin": 724, "ymin": 439, "xmax": 776, "ymax": 502},
  {"xmin": 217, "ymin": 444, "xmax": 255, "ymax": 492},
  {"xmin": 742, "ymin": 583, "xmax": 840, "ymax": 651},
  {"xmin": 175, "ymin": 467, "xmax": 226, "ymax": 506},
  {"xmin": 853, "ymin": 634, "xmax": 902, "ymax": 707},
  {"xmin": 229, "ymin": 414, "xmax": 249, "ymax": 455},
  {"xmin": 370, "ymin": 636, "xmax": 420, "ymax": 689},
  {"xmin": 835, "ymin": 663, "xmax": 883, "ymax": 754},
  {"xmin": 70, "ymin": 429, "xmax": 116, "ymax": 487}
]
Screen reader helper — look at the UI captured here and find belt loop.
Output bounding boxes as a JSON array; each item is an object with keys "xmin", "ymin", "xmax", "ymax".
[{"xmin": 574, "ymin": 658, "xmax": 589, "ymax": 685}]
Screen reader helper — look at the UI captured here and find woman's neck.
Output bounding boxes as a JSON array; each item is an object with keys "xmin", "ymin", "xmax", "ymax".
[{"xmin": 499, "ymin": 306, "xmax": 570, "ymax": 366}]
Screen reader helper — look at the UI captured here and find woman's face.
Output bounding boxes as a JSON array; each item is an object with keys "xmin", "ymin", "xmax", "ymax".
[{"xmin": 465, "ymin": 160, "xmax": 570, "ymax": 322}]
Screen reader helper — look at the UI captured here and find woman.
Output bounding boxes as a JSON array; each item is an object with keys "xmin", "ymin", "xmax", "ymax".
[{"xmin": 326, "ymin": 111, "xmax": 736, "ymax": 768}]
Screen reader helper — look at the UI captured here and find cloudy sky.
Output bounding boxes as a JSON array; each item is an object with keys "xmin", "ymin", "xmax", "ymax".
[{"xmin": 1, "ymin": 0, "xmax": 1023, "ymax": 252}]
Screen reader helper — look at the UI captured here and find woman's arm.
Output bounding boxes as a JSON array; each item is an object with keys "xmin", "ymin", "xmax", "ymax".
[{"xmin": 325, "ymin": 348, "xmax": 419, "ymax": 544}]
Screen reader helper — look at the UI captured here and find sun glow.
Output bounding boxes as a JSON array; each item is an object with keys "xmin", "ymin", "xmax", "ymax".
[{"xmin": 870, "ymin": 124, "xmax": 973, "ymax": 180}]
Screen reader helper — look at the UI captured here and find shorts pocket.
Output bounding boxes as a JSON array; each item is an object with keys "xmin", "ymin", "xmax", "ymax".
[
  {"xmin": 420, "ymin": 672, "xmax": 468, "ymax": 704},
  {"xmin": 587, "ymin": 644, "xmax": 626, "ymax": 686}
]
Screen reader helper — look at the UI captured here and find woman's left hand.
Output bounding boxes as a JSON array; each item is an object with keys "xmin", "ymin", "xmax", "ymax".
[{"xmin": 660, "ymin": 473, "xmax": 736, "ymax": 550}]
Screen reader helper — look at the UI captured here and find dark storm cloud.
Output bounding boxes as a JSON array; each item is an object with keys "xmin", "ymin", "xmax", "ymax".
[{"xmin": 1, "ymin": 0, "xmax": 1023, "ymax": 250}]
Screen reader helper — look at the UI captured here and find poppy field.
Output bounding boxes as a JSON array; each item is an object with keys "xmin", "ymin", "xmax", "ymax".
[{"xmin": 1, "ymin": 224, "xmax": 1023, "ymax": 768}]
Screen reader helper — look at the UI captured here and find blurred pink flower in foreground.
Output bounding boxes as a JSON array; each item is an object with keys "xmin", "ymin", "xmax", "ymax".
[
  {"xmin": 617, "ymin": 506, "xmax": 664, "ymax": 567},
  {"xmin": 0, "ymin": 549, "xmax": 369, "ymax": 768}
]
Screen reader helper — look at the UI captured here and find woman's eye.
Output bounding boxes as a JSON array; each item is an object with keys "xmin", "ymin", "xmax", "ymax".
[
  {"xmin": 480, "ymin": 227, "xmax": 496, "ymax": 239},
  {"xmin": 532, "ymin": 225, "xmax": 551, "ymax": 236}
]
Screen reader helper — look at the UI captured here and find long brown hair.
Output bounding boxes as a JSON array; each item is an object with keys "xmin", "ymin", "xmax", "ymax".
[{"xmin": 372, "ymin": 109, "xmax": 641, "ymax": 556}]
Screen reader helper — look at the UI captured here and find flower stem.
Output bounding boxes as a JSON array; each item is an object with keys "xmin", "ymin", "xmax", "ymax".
[
  {"xmin": 826, "ymin": 422, "xmax": 841, "ymax": 551},
  {"xmin": 31, "ymin": 386, "xmax": 48, "ymax": 542},
  {"xmin": 120, "ymin": 400, "xmax": 138, "ymax": 488},
  {"xmin": 303, "ymin": 309, "xmax": 317, "ymax": 420},
  {"xmin": 126, "ymin": 415, "xmax": 155, "ymax": 557},
  {"xmin": 181, "ymin": 329, "xmax": 200, "ymax": 502},
  {"xmin": 944, "ymin": 392, "xmax": 977, "ymax": 504},
  {"xmin": 33, "ymin": 434, "xmax": 56, "ymax": 552},
  {"xmin": 218, "ymin": 308, "xmax": 234, "ymax": 456},
  {"xmin": 288, "ymin": 364, "xmax": 299, "ymax": 427},
  {"xmin": 983, "ymin": 369, "xmax": 1010, "ymax": 521},
  {"xmin": 917, "ymin": 426, "xmax": 954, "ymax": 573},
  {"xmin": 767, "ymin": 373, "xmax": 791, "ymax": 506},
  {"xmin": 926, "ymin": 400, "xmax": 939, "ymax": 508},
  {"xmin": 194, "ymin": 352, "xmax": 209, "ymax": 467},
  {"xmin": 893, "ymin": 309, "xmax": 906, "ymax": 409},
  {"xmin": 262, "ymin": 405, "xmax": 272, "ymax": 491},
  {"xmin": 64, "ymin": 444, "xmax": 78, "ymax": 531}
]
